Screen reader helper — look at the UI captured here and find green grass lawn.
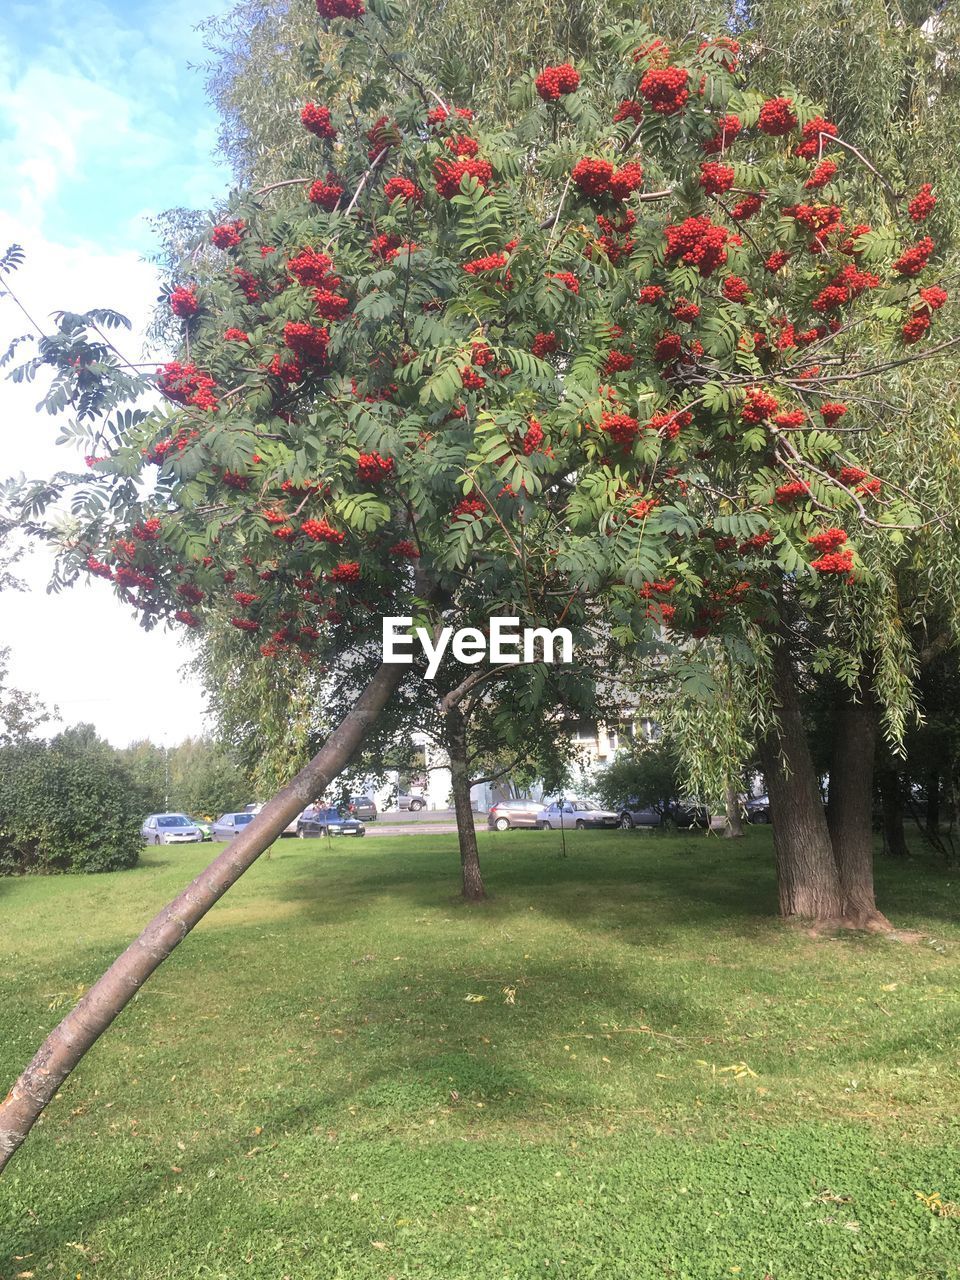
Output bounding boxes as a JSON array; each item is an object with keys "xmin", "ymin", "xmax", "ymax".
[{"xmin": 1, "ymin": 828, "xmax": 958, "ymax": 1280}]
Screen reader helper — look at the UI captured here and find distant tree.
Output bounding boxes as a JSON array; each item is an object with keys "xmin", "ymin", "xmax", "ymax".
[
  {"xmin": 592, "ymin": 741, "xmax": 682, "ymax": 818},
  {"xmin": 0, "ymin": 726, "xmax": 143, "ymax": 875}
]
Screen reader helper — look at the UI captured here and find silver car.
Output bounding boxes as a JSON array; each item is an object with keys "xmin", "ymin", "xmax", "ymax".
[
  {"xmin": 535, "ymin": 800, "xmax": 619, "ymax": 830},
  {"xmin": 212, "ymin": 811, "xmax": 256, "ymax": 840},
  {"xmin": 141, "ymin": 813, "xmax": 204, "ymax": 845}
]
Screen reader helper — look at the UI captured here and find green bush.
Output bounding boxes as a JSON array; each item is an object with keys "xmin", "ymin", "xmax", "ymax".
[{"xmin": 0, "ymin": 730, "xmax": 144, "ymax": 874}]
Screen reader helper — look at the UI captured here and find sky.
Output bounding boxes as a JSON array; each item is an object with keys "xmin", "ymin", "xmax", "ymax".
[{"xmin": 0, "ymin": 0, "xmax": 234, "ymax": 745}]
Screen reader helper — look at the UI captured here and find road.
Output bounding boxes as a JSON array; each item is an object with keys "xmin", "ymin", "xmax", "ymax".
[{"xmin": 365, "ymin": 807, "xmax": 481, "ymax": 837}]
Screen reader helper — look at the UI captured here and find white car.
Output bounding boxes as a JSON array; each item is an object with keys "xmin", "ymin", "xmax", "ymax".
[
  {"xmin": 535, "ymin": 800, "xmax": 619, "ymax": 830},
  {"xmin": 244, "ymin": 803, "xmax": 300, "ymax": 835},
  {"xmin": 141, "ymin": 813, "xmax": 204, "ymax": 845}
]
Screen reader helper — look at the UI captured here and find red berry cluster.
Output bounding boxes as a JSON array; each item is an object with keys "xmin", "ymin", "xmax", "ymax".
[
  {"xmin": 460, "ymin": 366, "xmax": 485, "ymax": 390},
  {"xmin": 224, "ymin": 327, "xmax": 249, "ymax": 343},
  {"xmin": 671, "ymin": 298, "xmax": 700, "ymax": 322},
  {"xmin": 730, "ymin": 193, "xmax": 764, "ymax": 220},
  {"xmin": 452, "ymin": 497, "xmax": 487, "ymax": 519},
  {"xmin": 308, "ymin": 176, "xmax": 344, "ymax": 209},
  {"xmin": 572, "ymin": 157, "xmax": 643, "ymax": 201},
  {"xmin": 613, "ymin": 98, "xmax": 644, "ymax": 124},
  {"xmin": 893, "ymin": 236, "xmax": 934, "ymax": 278},
  {"xmin": 532, "ymin": 331, "xmax": 558, "ymax": 357},
  {"xmin": 758, "ymin": 97, "xmax": 798, "ymax": 136},
  {"xmin": 805, "ymin": 159, "xmax": 838, "ymax": 190},
  {"xmin": 389, "ymin": 539, "xmax": 420, "ymax": 558},
  {"xmin": 302, "ymin": 518, "xmax": 345, "ymax": 544},
  {"xmin": 316, "ymin": 0, "xmax": 364, "ymax": 16},
  {"xmin": 522, "ymin": 417, "xmax": 545, "ymax": 455},
  {"xmin": 639, "ymin": 285, "xmax": 665, "ymax": 304},
  {"xmin": 808, "ymin": 528, "xmax": 847, "ymax": 553},
  {"xmin": 664, "ymin": 216, "xmax": 730, "ymax": 276},
  {"xmin": 741, "ymin": 387, "xmax": 779, "ymax": 424},
  {"xmin": 600, "ymin": 411, "xmax": 639, "ymax": 444},
  {"xmin": 212, "ymin": 221, "xmax": 245, "ymax": 249},
  {"xmin": 301, "ymin": 102, "xmax": 336, "ymax": 140},
  {"xmin": 462, "ymin": 252, "xmax": 509, "ymax": 275},
  {"xmin": 653, "ymin": 332, "xmax": 682, "ymax": 363},
  {"xmin": 603, "ymin": 349, "xmax": 634, "ymax": 374},
  {"xmin": 177, "ymin": 583, "xmax": 204, "ymax": 605},
  {"xmin": 267, "ymin": 353, "xmax": 303, "ymax": 384},
  {"xmin": 287, "ymin": 247, "xmax": 337, "ymax": 287},
  {"xmin": 231, "ymin": 617, "xmax": 260, "ymax": 632},
  {"xmin": 549, "ymin": 271, "xmax": 579, "ymax": 294},
  {"xmin": 908, "ymin": 184, "xmax": 936, "ymax": 222},
  {"xmin": 639, "ymin": 66, "xmax": 690, "ymax": 115},
  {"xmin": 774, "ymin": 481, "xmax": 810, "ymax": 504},
  {"xmin": 383, "ymin": 175, "xmax": 424, "ymax": 205},
  {"xmin": 535, "ymin": 63, "xmax": 580, "ymax": 101},
  {"xmin": 284, "ymin": 321, "xmax": 330, "ymax": 362},
  {"xmin": 433, "ymin": 157, "xmax": 493, "ymax": 199},
  {"xmin": 773, "ymin": 409, "xmax": 805, "ymax": 429},
  {"xmin": 820, "ymin": 402, "xmax": 848, "ymax": 425},
  {"xmin": 233, "ymin": 268, "xmax": 260, "ymax": 302},
  {"xmin": 357, "ymin": 452, "xmax": 394, "ymax": 482},
  {"xmin": 170, "ymin": 286, "xmax": 199, "ymax": 318},
  {"xmin": 313, "ymin": 287, "xmax": 350, "ymax": 320},
  {"xmin": 764, "ymin": 250, "xmax": 790, "ymax": 273},
  {"xmin": 703, "ymin": 113, "xmax": 741, "ymax": 154},
  {"xmin": 811, "ymin": 548, "xmax": 854, "ymax": 577},
  {"xmin": 722, "ymin": 276, "xmax": 750, "ymax": 302},
  {"xmin": 157, "ymin": 361, "xmax": 217, "ymax": 411},
  {"xmin": 648, "ymin": 409, "xmax": 692, "ymax": 440},
  {"xmin": 699, "ymin": 162, "xmax": 735, "ymax": 195},
  {"xmin": 132, "ymin": 518, "xmax": 162, "ymax": 541},
  {"xmin": 794, "ymin": 116, "xmax": 837, "ymax": 159},
  {"xmin": 329, "ymin": 562, "xmax": 361, "ymax": 582}
]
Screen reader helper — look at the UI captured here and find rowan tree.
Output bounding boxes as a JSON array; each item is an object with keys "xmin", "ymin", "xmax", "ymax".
[{"xmin": 2, "ymin": 9, "xmax": 956, "ymax": 1171}]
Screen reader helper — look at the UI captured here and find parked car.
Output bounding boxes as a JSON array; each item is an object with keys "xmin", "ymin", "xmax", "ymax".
[
  {"xmin": 396, "ymin": 792, "xmax": 426, "ymax": 812},
  {"xmin": 347, "ymin": 796, "xmax": 378, "ymax": 821},
  {"xmin": 744, "ymin": 794, "xmax": 771, "ymax": 824},
  {"xmin": 141, "ymin": 813, "xmax": 204, "ymax": 845},
  {"xmin": 212, "ymin": 811, "xmax": 256, "ymax": 840},
  {"xmin": 488, "ymin": 798, "xmax": 542, "ymax": 830},
  {"xmin": 190, "ymin": 817, "xmax": 213, "ymax": 841},
  {"xmin": 297, "ymin": 806, "xmax": 366, "ymax": 837},
  {"xmin": 244, "ymin": 802, "xmax": 299, "ymax": 835},
  {"xmin": 536, "ymin": 800, "xmax": 619, "ymax": 830},
  {"xmin": 667, "ymin": 800, "xmax": 710, "ymax": 829},
  {"xmin": 616, "ymin": 800, "xmax": 664, "ymax": 830}
]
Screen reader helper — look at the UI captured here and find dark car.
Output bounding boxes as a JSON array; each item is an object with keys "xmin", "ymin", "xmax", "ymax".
[
  {"xmin": 536, "ymin": 800, "xmax": 619, "ymax": 830},
  {"xmin": 667, "ymin": 800, "xmax": 710, "ymax": 829},
  {"xmin": 488, "ymin": 798, "xmax": 542, "ymax": 830},
  {"xmin": 744, "ymin": 794, "xmax": 771, "ymax": 824},
  {"xmin": 347, "ymin": 796, "xmax": 378, "ymax": 821},
  {"xmin": 616, "ymin": 800, "xmax": 664, "ymax": 830},
  {"xmin": 297, "ymin": 806, "xmax": 366, "ymax": 837}
]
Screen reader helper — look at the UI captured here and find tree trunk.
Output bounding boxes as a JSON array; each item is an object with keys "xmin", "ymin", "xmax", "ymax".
[
  {"xmin": 0, "ymin": 658, "xmax": 408, "ymax": 1175},
  {"xmin": 723, "ymin": 780, "xmax": 744, "ymax": 839},
  {"xmin": 445, "ymin": 708, "xmax": 486, "ymax": 902},
  {"xmin": 760, "ymin": 635, "xmax": 844, "ymax": 922},
  {"xmin": 878, "ymin": 761, "xmax": 909, "ymax": 858},
  {"xmin": 826, "ymin": 680, "xmax": 891, "ymax": 930},
  {"xmin": 926, "ymin": 769, "xmax": 941, "ymax": 834}
]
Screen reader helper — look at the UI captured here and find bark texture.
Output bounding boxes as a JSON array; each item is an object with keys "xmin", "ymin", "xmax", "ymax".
[
  {"xmin": 445, "ymin": 708, "xmax": 486, "ymax": 902},
  {"xmin": 723, "ymin": 781, "xmax": 744, "ymax": 839},
  {"xmin": 878, "ymin": 763, "xmax": 909, "ymax": 857},
  {"xmin": 761, "ymin": 636, "xmax": 844, "ymax": 922},
  {"xmin": 0, "ymin": 658, "xmax": 407, "ymax": 1175},
  {"xmin": 826, "ymin": 681, "xmax": 890, "ymax": 930}
]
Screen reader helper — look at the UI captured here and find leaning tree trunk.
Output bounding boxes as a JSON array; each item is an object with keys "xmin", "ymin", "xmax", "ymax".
[
  {"xmin": 826, "ymin": 680, "xmax": 891, "ymax": 930},
  {"xmin": 445, "ymin": 708, "xmax": 486, "ymax": 902},
  {"xmin": 723, "ymin": 780, "xmax": 744, "ymax": 839},
  {"xmin": 878, "ymin": 761, "xmax": 909, "ymax": 857},
  {"xmin": 760, "ymin": 635, "xmax": 844, "ymax": 923},
  {"xmin": 0, "ymin": 658, "xmax": 408, "ymax": 1175}
]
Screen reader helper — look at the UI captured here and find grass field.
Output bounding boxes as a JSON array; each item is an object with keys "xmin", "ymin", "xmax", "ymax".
[{"xmin": 1, "ymin": 827, "xmax": 958, "ymax": 1280}]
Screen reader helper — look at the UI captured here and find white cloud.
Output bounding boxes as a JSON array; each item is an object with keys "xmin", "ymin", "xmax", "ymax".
[{"xmin": 0, "ymin": 212, "xmax": 209, "ymax": 747}]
